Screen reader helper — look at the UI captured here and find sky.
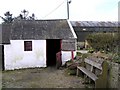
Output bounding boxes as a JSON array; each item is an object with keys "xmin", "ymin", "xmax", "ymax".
[{"xmin": 0, "ymin": 0, "xmax": 119, "ymax": 23}]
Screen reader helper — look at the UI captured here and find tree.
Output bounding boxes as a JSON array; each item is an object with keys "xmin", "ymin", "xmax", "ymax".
[
  {"xmin": 15, "ymin": 9, "xmax": 35, "ymax": 20},
  {"xmin": 21, "ymin": 9, "xmax": 29, "ymax": 19},
  {"xmin": 0, "ymin": 11, "xmax": 14, "ymax": 23},
  {"xmin": 29, "ymin": 13, "xmax": 35, "ymax": 20},
  {"xmin": 0, "ymin": 10, "xmax": 36, "ymax": 23}
]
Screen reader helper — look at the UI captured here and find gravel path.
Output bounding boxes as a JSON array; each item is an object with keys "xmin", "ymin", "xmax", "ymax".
[{"xmin": 2, "ymin": 67, "xmax": 85, "ymax": 88}]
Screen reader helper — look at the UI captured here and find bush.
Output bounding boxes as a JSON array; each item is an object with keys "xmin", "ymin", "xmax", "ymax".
[
  {"xmin": 112, "ymin": 53, "xmax": 120, "ymax": 63},
  {"xmin": 77, "ymin": 52, "xmax": 82, "ymax": 56},
  {"xmin": 87, "ymin": 47, "xmax": 94, "ymax": 53},
  {"xmin": 77, "ymin": 42, "xmax": 85, "ymax": 50},
  {"xmin": 86, "ymin": 33, "xmax": 118, "ymax": 53}
]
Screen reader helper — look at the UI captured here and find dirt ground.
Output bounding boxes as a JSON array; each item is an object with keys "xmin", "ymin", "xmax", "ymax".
[{"xmin": 2, "ymin": 67, "xmax": 86, "ymax": 88}]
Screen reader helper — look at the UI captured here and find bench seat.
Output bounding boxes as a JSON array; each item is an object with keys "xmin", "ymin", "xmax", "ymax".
[
  {"xmin": 76, "ymin": 58, "xmax": 108, "ymax": 88},
  {"xmin": 77, "ymin": 66, "xmax": 98, "ymax": 81}
]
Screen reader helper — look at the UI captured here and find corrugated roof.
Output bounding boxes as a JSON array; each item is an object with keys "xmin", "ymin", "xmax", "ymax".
[{"xmin": 71, "ymin": 21, "xmax": 119, "ymax": 27}]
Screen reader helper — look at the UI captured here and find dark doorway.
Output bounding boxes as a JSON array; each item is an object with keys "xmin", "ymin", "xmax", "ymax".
[
  {"xmin": 0, "ymin": 45, "xmax": 4, "ymax": 70},
  {"xmin": 46, "ymin": 39, "xmax": 61, "ymax": 67}
]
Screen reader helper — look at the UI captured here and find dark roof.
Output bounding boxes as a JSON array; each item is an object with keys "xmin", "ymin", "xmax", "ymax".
[
  {"xmin": 0, "ymin": 24, "xmax": 1, "ymax": 44},
  {"xmin": 11, "ymin": 20, "xmax": 76, "ymax": 40},
  {"xmin": 1, "ymin": 19, "xmax": 76, "ymax": 44},
  {"xmin": 0, "ymin": 24, "xmax": 2, "ymax": 44},
  {"xmin": 0, "ymin": 24, "xmax": 11, "ymax": 44},
  {"xmin": 71, "ymin": 21, "xmax": 119, "ymax": 27}
]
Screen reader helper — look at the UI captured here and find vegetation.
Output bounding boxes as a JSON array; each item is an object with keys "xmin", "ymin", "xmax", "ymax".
[
  {"xmin": 77, "ymin": 42, "xmax": 85, "ymax": 50},
  {"xmin": 0, "ymin": 9, "xmax": 36, "ymax": 23},
  {"xmin": 0, "ymin": 11, "xmax": 14, "ymax": 23},
  {"xmin": 86, "ymin": 33, "xmax": 118, "ymax": 53},
  {"xmin": 86, "ymin": 33, "xmax": 120, "ymax": 63}
]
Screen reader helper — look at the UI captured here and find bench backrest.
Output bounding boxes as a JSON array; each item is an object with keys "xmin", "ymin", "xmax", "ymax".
[
  {"xmin": 85, "ymin": 58, "xmax": 104, "ymax": 70},
  {"xmin": 84, "ymin": 58, "xmax": 104, "ymax": 76}
]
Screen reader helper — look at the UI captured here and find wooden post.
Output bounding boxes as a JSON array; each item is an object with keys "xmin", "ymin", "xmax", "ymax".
[{"xmin": 71, "ymin": 50, "xmax": 74, "ymax": 60}]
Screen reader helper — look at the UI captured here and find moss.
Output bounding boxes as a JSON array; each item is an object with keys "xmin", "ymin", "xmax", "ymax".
[
  {"xmin": 67, "ymin": 69, "xmax": 76, "ymax": 75},
  {"xmin": 77, "ymin": 52, "xmax": 82, "ymax": 56},
  {"xmin": 81, "ymin": 53, "xmax": 90, "ymax": 59}
]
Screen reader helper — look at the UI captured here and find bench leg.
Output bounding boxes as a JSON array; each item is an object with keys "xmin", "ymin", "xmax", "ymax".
[
  {"xmin": 88, "ymin": 78, "xmax": 91, "ymax": 84},
  {"xmin": 76, "ymin": 68, "xmax": 83, "ymax": 77},
  {"xmin": 76, "ymin": 68, "xmax": 79, "ymax": 76},
  {"xmin": 84, "ymin": 75, "xmax": 88, "ymax": 84},
  {"xmin": 84, "ymin": 75, "xmax": 92, "ymax": 84}
]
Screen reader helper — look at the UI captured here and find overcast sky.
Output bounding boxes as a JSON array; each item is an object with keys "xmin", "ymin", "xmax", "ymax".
[{"xmin": 0, "ymin": 0, "xmax": 119, "ymax": 23}]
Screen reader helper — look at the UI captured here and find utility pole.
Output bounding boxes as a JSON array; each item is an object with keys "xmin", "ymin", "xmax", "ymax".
[{"xmin": 67, "ymin": 0, "xmax": 71, "ymax": 19}]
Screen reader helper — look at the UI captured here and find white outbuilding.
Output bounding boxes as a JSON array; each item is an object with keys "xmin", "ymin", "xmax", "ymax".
[{"xmin": 1, "ymin": 19, "xmax": 77, "ymax": 70}]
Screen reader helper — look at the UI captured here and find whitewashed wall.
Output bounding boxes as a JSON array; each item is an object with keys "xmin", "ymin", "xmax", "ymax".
[
  {"xmin": 4, "ymin": 40, "xmax": 77, "ymax": 70},
  {"xmin": 4, "ymin": 40, "xmax": 46, "ymax": 70},
  {"xmin": 61, "ymin": 51, "xmax": 76, "ymax": 65}
]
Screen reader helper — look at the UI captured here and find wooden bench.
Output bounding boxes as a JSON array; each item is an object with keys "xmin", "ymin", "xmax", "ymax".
[{"xmin": 77, "ymin": 58, "xmax": 108, "ymax": 88}]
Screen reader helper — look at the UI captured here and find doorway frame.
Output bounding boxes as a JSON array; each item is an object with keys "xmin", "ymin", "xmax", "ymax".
[{"xmin": 46, "ymin": 39, "xmax": 62, "ymax": 67}]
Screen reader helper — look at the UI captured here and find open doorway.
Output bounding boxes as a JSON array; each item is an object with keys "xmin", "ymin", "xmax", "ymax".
[
  {"xmin": 46, "ymin": 39, "xmax": 61, "ymax": 67},
  {"xmin": 0, "ymin": 45, "xmax": 4, "ymax": 70}
]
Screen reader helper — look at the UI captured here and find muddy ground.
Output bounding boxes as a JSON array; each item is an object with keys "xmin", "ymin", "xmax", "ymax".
[{"xmin": 2, "ymin": 67, "xmax": 88, "ymax": 88}]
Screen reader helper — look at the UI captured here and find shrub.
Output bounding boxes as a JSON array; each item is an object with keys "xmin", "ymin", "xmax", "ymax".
[
  {"xmin": 77, "ymin": 52, "xmax": 82, "ymax": 56},
  {"xmin": 86, "ymin": 33, "xmax": 118, "ymax": 53}
]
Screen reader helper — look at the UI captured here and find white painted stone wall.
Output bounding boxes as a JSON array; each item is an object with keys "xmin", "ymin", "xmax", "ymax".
[
  {"xmin": 4, "ymin": 40, "xmax": 46, "ymax": 70},
  {"xmin": 4, "ymin": 40, "xmax": 77, "ymax": 70},
  {"xmin": 61, "ymin": 51, "xmax": 76, "ymax": 65}
]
